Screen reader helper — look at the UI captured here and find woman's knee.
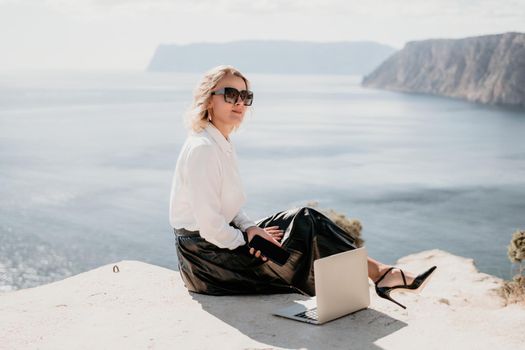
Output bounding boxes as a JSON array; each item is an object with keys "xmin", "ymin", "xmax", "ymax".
[{"xmin": 297, "ymin": 206, "xmax": 324, "ymax": 218}]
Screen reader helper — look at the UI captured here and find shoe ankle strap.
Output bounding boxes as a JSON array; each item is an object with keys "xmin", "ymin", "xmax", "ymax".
[
  {"xmin": 375, "ymin": 266, "xmax": 407, "ymax": 286},
  {"xmin": 375, "ymin": 266, "xmax": 395, "ymax": 284}
]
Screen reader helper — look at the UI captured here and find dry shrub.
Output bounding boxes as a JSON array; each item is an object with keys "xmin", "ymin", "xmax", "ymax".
[
  {"xmin": 305, "ymin": 201, "xmax": 365, "ymax": 248},
  {"xmin": 499, "ymin": 275, "xmax": 525, "ymax": 305},
  {"xmin": 499, "ymin": 229, "xmax": 525, "ymax": 305}
]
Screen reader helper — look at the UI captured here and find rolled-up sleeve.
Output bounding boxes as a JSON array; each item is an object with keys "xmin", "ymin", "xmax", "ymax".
[
  {"xmin": 232, "ymin": 209, "xmax": 257, "ymax": 232},
  {"xmin": 186, "ymin": 144, "xmax": 247, "ymax": 249}
]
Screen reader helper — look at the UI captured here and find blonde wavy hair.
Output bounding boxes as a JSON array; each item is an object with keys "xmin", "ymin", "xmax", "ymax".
[{"xmin": 183, "ymin": 65, "xmax": 251, "ymax": 133}]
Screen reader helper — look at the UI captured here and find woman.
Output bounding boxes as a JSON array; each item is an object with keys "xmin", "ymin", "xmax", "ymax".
[{"xmin": 169, "ymin": 65, "xmax": 436, "ymax": 309}]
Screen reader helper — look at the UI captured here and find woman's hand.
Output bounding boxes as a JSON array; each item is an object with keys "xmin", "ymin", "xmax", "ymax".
[
  {"xmin": 245, "ymin": 226, "xmax": 282, "ymax": 262},
  {"xmin": 263, "ymin": 225, "xmax": 284, "ymax": 242}
]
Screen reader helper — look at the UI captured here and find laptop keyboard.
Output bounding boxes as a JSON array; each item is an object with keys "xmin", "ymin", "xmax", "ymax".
[{"xmin": 295, "ymin": 307, "xmax": 318, "ymax": 321}]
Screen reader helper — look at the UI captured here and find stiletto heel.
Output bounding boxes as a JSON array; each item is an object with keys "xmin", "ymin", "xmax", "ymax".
[
  {"xmin": 373, "ymin": 265, "xmax": 437, "ymax": 309},
  {"xmin": 376, "ymin": 287, "xmax": 407, "ymax": 309}
]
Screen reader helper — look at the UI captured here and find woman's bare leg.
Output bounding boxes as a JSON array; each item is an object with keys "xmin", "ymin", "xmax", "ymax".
[{"xmin": 367, "ymin": 256, "xmax": 388, "ymax": 282}]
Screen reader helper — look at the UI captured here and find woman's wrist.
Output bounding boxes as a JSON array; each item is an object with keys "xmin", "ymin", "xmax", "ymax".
[
  {"xmin": 244, "ymin": 226, "xmax": 259, "ymax": 243},
  {"xmin": 241, "ymin": 230, "xmax": 250, "ymax": 245}
]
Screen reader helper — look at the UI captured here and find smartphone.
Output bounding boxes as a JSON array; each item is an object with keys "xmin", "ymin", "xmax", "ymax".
[{"xmin": 249, "ymin": 235, "xmax": 290, "ymax": 265}]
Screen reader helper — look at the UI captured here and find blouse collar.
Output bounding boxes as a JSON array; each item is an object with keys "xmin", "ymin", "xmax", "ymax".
[{"xmin": 204, "ymin": 121, "xmax": 233, "ymax": 155}]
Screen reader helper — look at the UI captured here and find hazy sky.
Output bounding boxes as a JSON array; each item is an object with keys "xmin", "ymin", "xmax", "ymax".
[{"xmin": 2, "ymin": 0, "xmax": 525, "ymax": 71}]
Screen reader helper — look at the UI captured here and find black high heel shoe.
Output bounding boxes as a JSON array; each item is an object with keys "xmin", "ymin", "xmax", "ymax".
[{"xmin": 374, "ymin": 265, "xmax": 437, "ymax": 309}]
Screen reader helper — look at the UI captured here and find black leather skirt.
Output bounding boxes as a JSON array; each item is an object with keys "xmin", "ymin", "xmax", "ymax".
[{"xmin": 174, "ymin": 206, "xmax": 358, "ymax": 296}]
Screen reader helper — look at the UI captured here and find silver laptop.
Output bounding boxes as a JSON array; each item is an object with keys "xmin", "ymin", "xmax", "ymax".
[{"xmin": 273, "ymin": 246, "xmax": 370, "ymax": 325}]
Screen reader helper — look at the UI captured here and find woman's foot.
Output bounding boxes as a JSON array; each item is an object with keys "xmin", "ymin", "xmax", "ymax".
[
  {"xmin": 373, "ymin": 265, "xmax": 437, "ymax": 309},
  {"xmin": 374, "ymin": 266, "xmax": 416, "ymax": 288}
]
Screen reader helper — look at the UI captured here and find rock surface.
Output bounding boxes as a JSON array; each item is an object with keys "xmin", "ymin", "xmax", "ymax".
[
  {"xmin": 0, "ymin": 249, "xmax": 524, "ymax": 350},
  {"xmin": 362, "ymin": 32, "xmax": 525, "ymax": 108}
]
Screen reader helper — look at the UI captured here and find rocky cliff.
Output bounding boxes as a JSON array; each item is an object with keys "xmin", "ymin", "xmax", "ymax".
[
  {"xmin": 362, "ymin": 32, "xmax": 525, "ymax": 107},
  {"xmin": 1, "ymin": 250, "xmax": 524, "ymax": 349}
]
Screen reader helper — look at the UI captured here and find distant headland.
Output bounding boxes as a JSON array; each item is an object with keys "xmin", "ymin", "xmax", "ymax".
[
  {"xmin": 146, "ymin": 40, "xmax": 397, "ymax": 76},
  {"xmin": 362, "ymin": 32, "xmax": 525, "ymax": 108}
]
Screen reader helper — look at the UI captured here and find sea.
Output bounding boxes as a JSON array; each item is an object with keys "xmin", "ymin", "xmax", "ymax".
[{"xmin": 0, "ymin": 70, "xmax": 524, "ymax": 292}]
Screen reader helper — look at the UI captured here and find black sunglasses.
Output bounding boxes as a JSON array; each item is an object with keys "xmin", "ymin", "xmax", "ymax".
[{"xmin": 211, "ymin": 87, "xmax": 254, "ymax": 106}]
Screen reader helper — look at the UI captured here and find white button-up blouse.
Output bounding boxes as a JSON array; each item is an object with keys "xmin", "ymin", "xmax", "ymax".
[{"xmin": 169, "ymin": 121, "xmax": 256, "ymax": 250}]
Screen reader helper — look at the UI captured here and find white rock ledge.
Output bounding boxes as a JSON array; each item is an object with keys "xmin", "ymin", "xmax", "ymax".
[{"xmin": 1, "ymin": 249, "xmax": 524, "ymax": 350}]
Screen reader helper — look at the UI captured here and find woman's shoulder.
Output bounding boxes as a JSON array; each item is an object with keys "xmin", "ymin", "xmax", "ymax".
[
  {"xmin": 186, "ymin": 129, "xmax": 214, "ymax": 148},
  {"xmin": 183, "ymin": 133, "xmax": 219, "ymax": 161}
]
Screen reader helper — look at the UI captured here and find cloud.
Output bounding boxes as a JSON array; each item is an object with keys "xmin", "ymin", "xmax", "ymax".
[
  {"xmin": 4, "ymin": 0, "xmax": 524, "ymax": 19},
  {"xmin": 1, "ymin": 0, "xmax": 523, "ymax": 70}
]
